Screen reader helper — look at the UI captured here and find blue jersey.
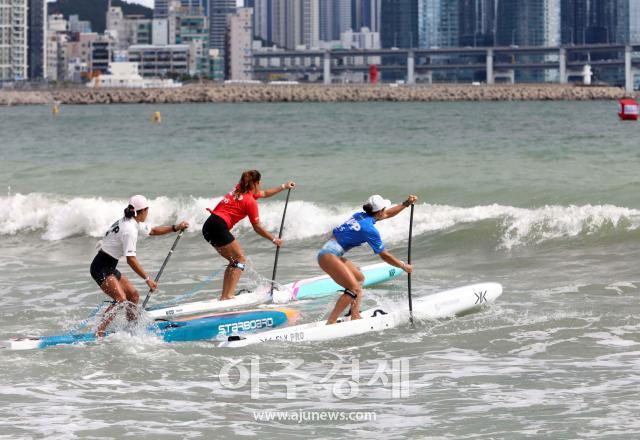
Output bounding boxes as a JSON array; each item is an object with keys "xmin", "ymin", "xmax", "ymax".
[{"xmin": 333, "ymin": 212, "xmax": 385, "ymax": 254}]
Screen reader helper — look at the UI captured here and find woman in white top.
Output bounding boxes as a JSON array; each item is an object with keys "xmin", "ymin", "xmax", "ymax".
[{"xmin": 90, "ymin": 195, "xmax": 188, "ymax": 336}]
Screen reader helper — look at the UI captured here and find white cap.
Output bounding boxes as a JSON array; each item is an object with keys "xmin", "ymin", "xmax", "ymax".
[
  {"xmin": 366, "ymin": 194, "xmax": 391, "ymax": 213},
  {"xmin": 128, "ymin": 194, "xmax": 149, "ymax": 212}
]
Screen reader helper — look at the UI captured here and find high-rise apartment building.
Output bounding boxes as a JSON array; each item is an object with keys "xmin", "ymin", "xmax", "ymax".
[
  {"xmin": 351, "ymin": 0, "xmax": 381, "ymax": 33},
  {"xmin": 28, "ymin": 0, "xmax": 46, "ymax": 79},
  {"xmin": 458, "ymin": 0, "xmax": 495, "ymax": 46},
  {"xmin": 269, "ymin": 0, "xmax": 319, "ymax": 49},
  {"xmin": 496, "ymin": 0, "xmax": 560, "ymax": 47},
  {"xmin": 561, "ymin": 0, "xmax": 623, "ymax": 44},
  {"xmin": 0, "ymin": 0, "xmax": 28, "ymax": 81},
  {"xmin": 210, "ymin": 0, "xmax": 236, "ymax": 53},
  {"xmin": 319, "ymin": 0, "xmax": 351, "ymax": 41},
  {"xmin": 226, "ymin": 7, "xmax": 253, "ymax": 80},
  {"xmin": 380, "ymin": 0, "xmax": 419, "ymax": 48},
  {"xmin": 418, "ymin": 0, "xmax": 459, "ymax": 48},
  {"xmin": 253, "ymin": 0, "xmax": 273, "ymax": 42}
]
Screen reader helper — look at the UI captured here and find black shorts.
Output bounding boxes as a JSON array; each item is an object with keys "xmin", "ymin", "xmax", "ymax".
[
  {"xmin": 90, "ymin": 250, "xmax": 122, "ymax": 286},
  {"xmin": 202, "ymin": 214, "xmax": 235, "ymax": 248}
]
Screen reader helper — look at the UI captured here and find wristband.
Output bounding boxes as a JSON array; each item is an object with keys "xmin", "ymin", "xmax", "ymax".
[
  {"xmin": 402, "ymin": 200, "xmax": 411, "ymax": 207},
  {"xmin": 281, "ymin": 183, "xmax": 285, "ymax": 190},
  {"xmin": 144, "ymin": 276, "xmax": 150, "ymax": 282},
  {"xmin": 272, "ymin": 237, "xmax": 278, "ymax": 243},
  {"xmin": 172, "ymin": 224, "xmax": 177, "ymax": 232}
]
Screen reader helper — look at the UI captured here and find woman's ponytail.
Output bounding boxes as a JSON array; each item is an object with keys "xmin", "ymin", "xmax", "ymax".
[
  {"xmin": 237, "ymin": 170, "xmax": 262, "ymax": 195},
  {"xmin": 363, "ymin": 203, "xmax": 374, "ymax": 216},
  {"xmin": 124, "ymin": 204, "xmax": 136, "ymax": 219}
]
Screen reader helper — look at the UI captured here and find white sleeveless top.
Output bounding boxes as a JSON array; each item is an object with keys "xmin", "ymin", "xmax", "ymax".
[{"xmin": 100, "ymin": 217, "xmax": 150, "ymax": 259}]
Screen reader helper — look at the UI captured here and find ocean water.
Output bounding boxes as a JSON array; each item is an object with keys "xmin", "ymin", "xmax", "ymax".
[{"xmin": 0, "ymin": 101, "xmax": 639, "ymax": 439}]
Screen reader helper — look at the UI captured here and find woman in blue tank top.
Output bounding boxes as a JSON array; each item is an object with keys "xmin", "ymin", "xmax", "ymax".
[{"xmin": 317, "ymin": 194, "xmax": 418, "ymax": 324}]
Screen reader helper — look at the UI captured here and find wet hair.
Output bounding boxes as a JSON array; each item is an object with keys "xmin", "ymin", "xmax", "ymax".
[
  {"xmin": 124, "ymin": 204, "xmax": 136, "ymax": 219},
  {"xmin": 363, "ymin": 203, "xmax": 375, "ymax": 216},
  {"xmin": 237, "ymin": 170, "xmax": 262, "ymax": 194}
]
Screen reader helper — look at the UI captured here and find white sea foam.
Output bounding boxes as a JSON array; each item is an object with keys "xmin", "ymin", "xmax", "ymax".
[{"xmin": 1, "ymin": 193, "xmax": 639, "ymax": 249}]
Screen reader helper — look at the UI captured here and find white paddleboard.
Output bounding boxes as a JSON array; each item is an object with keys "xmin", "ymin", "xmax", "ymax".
[{"xmin": 218, "ymin": 282, "xmax": 503, "ymax": 348}]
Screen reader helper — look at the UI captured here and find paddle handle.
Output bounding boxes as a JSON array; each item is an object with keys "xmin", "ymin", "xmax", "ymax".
[
  {"xmin": 407, "ymin": 204, "xmax": 414, "ymax": 325},
  {"xmin": 271, "ymin": 188, "xmax": 291, "ymax": 294},
  {"xmin": 142, "ymin": 230, "xmax": 184, "ymax": 309}
]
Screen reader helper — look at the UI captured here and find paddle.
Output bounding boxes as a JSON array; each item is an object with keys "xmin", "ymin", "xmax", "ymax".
[
  {"xmin": 270, "ymin": 187, "xmax": 292, "ymax": 294},
  {"xmin": 142, "ymin": 230, "xmax": 184, "ymax": 309},
  {"xmin": 407, "ymin": 203, "xmax": 415, "ymax": 326}
]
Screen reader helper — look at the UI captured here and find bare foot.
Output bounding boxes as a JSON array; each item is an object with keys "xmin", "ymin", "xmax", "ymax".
[{"xmin": 219, "ymin": 295, "xmax": 235, "ymax": 301}]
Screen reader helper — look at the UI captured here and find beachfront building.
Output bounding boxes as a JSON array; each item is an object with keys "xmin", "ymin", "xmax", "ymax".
[
  {"xmin": 175, "ymin": 5, "xmax": 209, "ymax": 76},
  {"xmin": 46, "ymin": 14, "xmax": 68, "ymax": 81},
  {"xmin": 90, "ymin": 36, "xmax": 115, "ymax": 74},
  {"xmin": 46, "ymin": 31, "xmax": 67, "ymax": 81},
  {"xmin": 495, "ymin": 0, "xmax": 560, "ymax": 82},
  {"xmin": 86, "ymin": 61, "xmax": 181, "ymax": 87},
  {"xmin": 252, "ymin": 0, "xmax": 271, "ymax": 43},
  {"xmin": 319, "ymin": 0, "xmax": 351, "ymax": 42},
  {"xmin": 28, "ymin": 0, "xmax": 47, "ymax": 80},
  {"xmin": 351, "ymin": 0, "xmax": 381, "ymax": 33},
  {"xmin": 107, "ymin": 7, "xmax": 153, "ymax": 48},
  {"xmin": 63, "ymin": 33, "xmax": 115, "ymax": 79},
  {"xmin": 269, "ymin": 0, "xmax": 320, "ymax": 50},
  {"xmin": 418, "ymin": 0, "xmax": 460, "ymax": 48},
  {"xmin": 226, "ymin": 7, "xmax": 253, "ymax": 80},
  {"xmin": 458, "ymin": 0, "xmax": 496, "ymax": 46},
  {"xmin": 0, "ymin": 0, "xmax": 28, "ymax": 81},
  {"xmin": 106, "ymin": 6, "xmax": 127, "ymax": 49},
  {"xmin": 210, "ymin": 0, "xmax": 236, "ymax": 72},
  {"xmin": 561, "ymin": 0, "xmax": 626, "ymax": 45},
  {"xmin": 128, "ymin": 44, "xmax": 194, "ymax": 78},
  {"xmin": 127, "ymin": 17, "xmax": 152, "ymax": 45},
  {"xmin": 380, "ymin": 0, "xmax": 419, "ymax": 49}
]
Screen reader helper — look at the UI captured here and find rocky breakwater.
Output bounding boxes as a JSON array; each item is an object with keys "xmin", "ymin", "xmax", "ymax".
[{"xmin": 0, "ymin": 84, "xmax": 631, "ymax": 106}]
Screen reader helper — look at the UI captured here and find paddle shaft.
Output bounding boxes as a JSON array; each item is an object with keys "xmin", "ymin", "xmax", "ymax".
[
  {"xmin": 408, "ymin": 204, "xmax": 415, "ymax": 325},
  {"xmin": 142, "ymin": 230, "xmax": 184, "ymax": 309},
  {"xmin": 271, "ymin": 188, "xmax": 291, "ymax": 294}
]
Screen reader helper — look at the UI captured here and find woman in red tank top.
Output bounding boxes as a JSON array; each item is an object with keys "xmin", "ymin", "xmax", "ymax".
[{"xmin": 203, "ymin": 170, "xmax": 295, "ymax": 300}]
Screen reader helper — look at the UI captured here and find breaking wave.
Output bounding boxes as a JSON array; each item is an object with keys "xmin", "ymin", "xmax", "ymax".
[{"xmin": 1, "ymin": 193, "xmax": 638, "ymax": 249}]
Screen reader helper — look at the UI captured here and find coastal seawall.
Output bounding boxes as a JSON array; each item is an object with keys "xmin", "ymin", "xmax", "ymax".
[{"xmin": 0, "ymin": 84, "xmax": 631, "ymax": 105}]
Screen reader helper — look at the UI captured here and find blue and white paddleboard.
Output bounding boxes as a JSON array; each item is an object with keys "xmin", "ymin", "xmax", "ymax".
[{"xmin": 0, "ymin": 308, "xmax": 299, "ymax": 351}]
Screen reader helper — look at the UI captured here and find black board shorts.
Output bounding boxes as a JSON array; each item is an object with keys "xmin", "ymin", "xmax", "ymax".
[
  {"xmin": 90, "ymin": 250, "xmax": 122, "ymax": 286},
  {"xmin": 202, "ymin": 214, "xmax": 235, "ymax": 248}
]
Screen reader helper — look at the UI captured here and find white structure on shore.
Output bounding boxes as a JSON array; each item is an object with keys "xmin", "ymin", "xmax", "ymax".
[
  {"xmin": 86, "ymin": 62, "xmax": 181, "ymax": 88},
  {"xmin": 0, "ymin": 0, "xmax": 28, "ymax": 81}
]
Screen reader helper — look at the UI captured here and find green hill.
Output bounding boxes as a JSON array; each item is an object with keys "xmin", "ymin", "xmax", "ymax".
[{"xmin": 48, "ymin": 0, "xmax": 153, "ymax": 34}]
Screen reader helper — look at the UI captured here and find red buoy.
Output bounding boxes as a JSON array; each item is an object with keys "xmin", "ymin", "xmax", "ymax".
[{"xmin": 618, "ymin": 98, "xmax": 639, "ymax": 121}]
